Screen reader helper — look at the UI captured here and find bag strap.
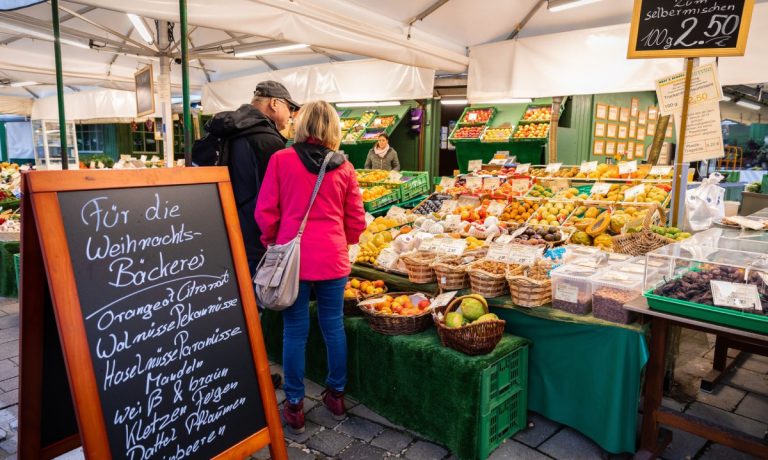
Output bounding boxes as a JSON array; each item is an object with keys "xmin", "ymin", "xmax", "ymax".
[{"xmin": 297, "ymin": 152, "xmax": 334, "ymax": 237}]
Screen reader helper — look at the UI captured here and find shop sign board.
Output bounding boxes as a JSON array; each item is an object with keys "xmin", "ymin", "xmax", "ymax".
[
  {"xmin": 134, "ymin": 65, "xmax": 155, "ymax": 117},
  {"xmin": 628, "ymin": 0, "xmax": 755, "ymax": 58},
  {"xmin": 18, "ymin": 169, "xmax": 286, "ymax": 459}
]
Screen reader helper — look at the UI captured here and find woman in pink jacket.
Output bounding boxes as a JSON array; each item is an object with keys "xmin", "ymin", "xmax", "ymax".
[{"xmin": 255, "ymin": 100, "xmax": 366, "ymax": 433}]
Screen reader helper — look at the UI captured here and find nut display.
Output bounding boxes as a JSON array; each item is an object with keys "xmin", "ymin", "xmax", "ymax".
[{"xmin": 592, "ymin": 287, "xmax": 638, "ymax": 324}]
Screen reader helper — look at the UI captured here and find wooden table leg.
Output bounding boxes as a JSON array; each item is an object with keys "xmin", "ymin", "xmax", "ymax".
[
  {"xmin": 701, "ymin": 336, "xmax": 742, "ymax": 392},
  {"xmin": 637, "ymin": 316, "xmax": 670, "ymax": 459}
]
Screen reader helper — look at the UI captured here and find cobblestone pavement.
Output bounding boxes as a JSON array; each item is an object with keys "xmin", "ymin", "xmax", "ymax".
[{"xmin": 0, "ymin": 299, "xmax": 764, "ymax": 459}]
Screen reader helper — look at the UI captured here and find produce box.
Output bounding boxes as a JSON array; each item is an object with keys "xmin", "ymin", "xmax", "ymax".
[
  {"xmin": 362, "ymin": 188, "xmax": 399, "ymax": 212},
  {"xmin": 512, "ymin": 122, "xmax": 550, "ymax": 141},
  {"xmin": 589, "ymin": 269, "xmax": 645, "ymax": 324},
  {"xmin": 521, "ymin": 105, "xmax": 553, "ymax": 122},
  {"xmin": 375, "ymin": 171, "xmax": 430, "ymax": 202},
  {"xmin": 550, "ymin": 264, "xmax": 600, "ymax": 315},
  {"xmin": 481, "ymin": 126, "xmax": 513, "ymax": 143},
  {"xmin": 449, "ymin": 125, "xmax": 486, "ymax": 142},
  {"xmin": 645, "ymin": 291, "xmax": 768, "ymax": 334},
  {"xmin": 458, "ymin": 107, "xmax": 496, "ymax": 126}
]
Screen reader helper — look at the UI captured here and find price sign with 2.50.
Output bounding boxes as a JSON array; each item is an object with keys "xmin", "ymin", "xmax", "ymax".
[{"xmin": 628, "ymin": 0, "xmax": 755, "ymax": 58}]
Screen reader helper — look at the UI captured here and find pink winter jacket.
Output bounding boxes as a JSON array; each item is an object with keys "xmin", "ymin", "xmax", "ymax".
[{"xmin": 255, "ymin": 146, "xmax": 367, "ymax": 281}]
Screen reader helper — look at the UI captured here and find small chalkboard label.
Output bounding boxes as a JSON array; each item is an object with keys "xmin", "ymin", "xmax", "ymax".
[{"xmin": 628, "ymin": 0, "xmax": 755, "ymax": 58}]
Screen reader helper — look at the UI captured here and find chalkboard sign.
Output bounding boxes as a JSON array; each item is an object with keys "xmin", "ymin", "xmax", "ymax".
[
  {"xmin": 628, "ymin": 0, "xmax": 755, "ymax": 58},
  {"xmin": 135, "ymin": 65, "xmax": 155, "ymax": 117},
  {"xmin": 19, "ymin": 169, "xmax": 286, "ymax": 459}
]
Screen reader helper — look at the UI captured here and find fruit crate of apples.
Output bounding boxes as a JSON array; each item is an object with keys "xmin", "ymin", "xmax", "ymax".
[
  {"xmin": 369, "ymin": 115, "xmax": 397, "ymax": 129},
  {"xmin": 521, "ymin": 105, "xmax": 552, "ymax": 122},
  {"xmin": 528, "ymin": 166, "xmax": 580, "ymax": 178},
  {"xmin": 362, "ymin": 186, "xmax": 399, "ymax": 212},
  {"xmin": 512, "ymin": 122, "xmax": 550, "ymax": 140},
  {"xmin": 587, "ymin": 183, "xmax": 671, "ymax": 207},
  {"xmin": 459, "ymin": 107, "xmax": 496, "ymax": 125},
  {"xmin": 449, "ymin": 125, "xmax": 485, "ymax": 142},
  {"xmin": 481, "ymin": 127, "xmax": 513, "ymax": 143}
]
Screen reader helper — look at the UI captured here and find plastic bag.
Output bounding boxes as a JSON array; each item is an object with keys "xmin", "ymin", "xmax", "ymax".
[{"xmin": 684, "ymin": 172, "xmax": 725, "ymax": 231}]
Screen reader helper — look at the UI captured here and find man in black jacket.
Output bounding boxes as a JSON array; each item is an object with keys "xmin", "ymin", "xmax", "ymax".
[{"xmin": 206, "ymin": 81, "xmax": 300, "ymax": 275}]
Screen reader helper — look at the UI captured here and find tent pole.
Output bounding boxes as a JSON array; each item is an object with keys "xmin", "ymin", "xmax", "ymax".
[
  {"xmin": 179, "ymin": 0, "xmax": 192, "ymax": 166},
  {"xmin": 51, "ymin": 0, "xmax": 68, "ymax": 170}
]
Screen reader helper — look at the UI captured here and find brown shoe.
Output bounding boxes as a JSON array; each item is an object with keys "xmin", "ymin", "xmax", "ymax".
[
  {"xmin": 282, "ymin": 400, "xmax": 305, "ymax": 434},
  {"xmin": 322, "ymin": 388, "xmax": 347, "ymax": 421}
]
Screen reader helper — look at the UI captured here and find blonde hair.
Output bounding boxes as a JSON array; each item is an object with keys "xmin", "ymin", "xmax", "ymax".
[{"xmin": 294, "ymin": 101, "xmax": 342, "ymax": 150}]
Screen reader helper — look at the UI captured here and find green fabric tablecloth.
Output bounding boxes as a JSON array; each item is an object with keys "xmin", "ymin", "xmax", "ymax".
[
  {"xmin": 0, "ymin": 240, "xmax": 19, "ymax": 298},
  {"xmin": 262, "ymin": 308, "xmax": 529, "ymax": 460},
  {"xmin": 349, "ymin": 265, "xmax": 648, "ymax": 454}
]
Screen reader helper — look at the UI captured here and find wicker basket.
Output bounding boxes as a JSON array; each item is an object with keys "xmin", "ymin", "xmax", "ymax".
[
  {"xmin": 506, "ymin": 262, "xmax": 552, "ymax": 308},
  {"xmin": 401, "ymin": 250, "xmax": 438, "ymax": 284},
  {"xmin": 429, "ymin": 249, "xmax": 487, "ymax": 291},
  {"xmin": 466, "ymin": 260, "xmax": 514, "ymax": 298},
  {"xmin": 343, "ymin": 278, "xmax": 388, "ymax": 316},
  {"xmin": 359, "ymin": 292, "xmax": 434, "ymax": 335},
  {"xmin": 434, "ymin": 295, "xmax": 506, "ymax": 355},
  {"xmin": 612, "ymin": 205, "xmax": 674, "ymax": 256}
]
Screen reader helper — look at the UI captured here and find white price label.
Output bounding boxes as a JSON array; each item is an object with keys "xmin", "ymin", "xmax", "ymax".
[
  {"xmin": 487, "ymin": 243, "xmax": 539, "ymax": 265},
  {"xmin": 348, "ymin": 244, "xmax": 360, "ymax": 263},
  {"xmin": 494, "ymin": 151, "xmax": 510, "ymax": 159},
  {"xmin": 516, "ymin": 163, "xmax": 530, "ymax": 174},
  {"xmin": 649, "ymin": 165, "xmax": 673, "ymax": 176},
  {"xmin": 468, "ymin": 160, "xmax": 483, "ymax": 172},
  {"xmin": 418, "ymin": 238, "xmax": 442, "ymax": 252},
  {"xmin": 440, "ymin": 200, "xmax": 459, "ymax": 214},
  {"xmin": 580, "ymin": 161, "xmax": 598, "ymax": 174},
  {"xmin": 140, "ymin": 155, "xmax": 147, "ymax": 162},
  {"xmin": 489, "ymin": 158, "xmax": 508, "ymax": 166},
  {"xmin": 365, "ymin": 213, "xmax": 375, "ymax": 226},
  {"xmin": 618, "ymin": 160, "xmax": 638, "ymax": 175},
  {"xmin": 438, "ymin": 238, "xmax": 467, "ymax": 255},
  {"xmin": 550, "ymin": 179, "xmax": 570, "ymax": 193},
  {"xmin": 150, "ymin": 155, "xmax": 160, "ymax": 163},
  {"xmin": 487, "ymin": 242, "xmax": 511, "ymax": 262},
  {"xmin": 711, "ymin": 280, "xmax": 762, "ymax": 311},
  {"xmin": 458, "ymin": 195, "xmax": 480, "ymax": 207},
  {"xmin": 89, "ymin": 161, "xmax": 96, "ymax": 169},
  {"xmin": 468, "ymin": 112, "xmax": 478, "ymax": 121},
  {"xmin": 511, "ymin": 179, "xmax": 529, "ymax": 193},
  {"xmin": 431, "ymin": 291, "xmax": 458, "ymax": 309},
  {"xmin": 439, "ymin": 177, "xmax": 456, "ymax": 189},
  {"xmin": 590, "ymin": 182, "xmax": 612, "ymax": 195},
  {"xmin": 486, "ymin": 200, "xmax": 506, "ymax": 216},
  {"xmin": 624, "ymin": 184, "xmax": 646, "ymax": 200},
  {"xmin": 493, "ymin": 234, "xmax": 515, "ymax": 244},
  {"xmin": 376, "ymin": 249, "xmax": 400, "ymax": 269},
  {"xmin": 484, "ymin": 177, "xmax": 501, "ymax": 190},
  {"xmin": 387, "ymin": 206, "xmax": 406, "ymax": 217},
  {"xmin": 555, "ymin": 283, "xmax": 580, "ymax": 303},
  {"xmin": 388, "ymin": 171, "xmax": 403, "ymax": 182},
  {"xmin": 465, "ymin": 176, "xmax": 483, "ymax": 190},
  {"xmin": 545, "ymin": 163, "xmax": 562, "ymax": 174}
]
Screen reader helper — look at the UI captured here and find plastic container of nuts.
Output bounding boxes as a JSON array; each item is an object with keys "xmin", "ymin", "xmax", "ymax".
[
  {"xmin": 550, "ymin": 264, "xmax": 599, "ymax": 315},
  {"xmin": 589, "ymin": 269, "xmax": 645, "ymax": 324}
]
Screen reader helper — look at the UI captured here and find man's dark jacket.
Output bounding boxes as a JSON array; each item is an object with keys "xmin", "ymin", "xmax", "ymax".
[{"xmin": 205, "ymin": 104, "xmax": 286, "ymax": 275}]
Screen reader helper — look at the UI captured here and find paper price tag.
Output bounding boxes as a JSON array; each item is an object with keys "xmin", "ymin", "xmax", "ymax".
[
  {"xmin": 439, "ymin": 177, "xmax": 456, "ymax": 189},
  {"xmin": 649, "ymin": 165, "xmax": 673, "ymax": 177},
  {"xmin": 555, "ymin": 283, "xmax": 579, "ymax": 303},
  {"xmin": 515, "ymin": 163, "xmax": 530, "ymax": 174},
  {"xmin": 711, "ymin": 280, "xmax": 762, "ymax": 311},
  {"xmin": 508, "ymin": 179, "xmax": 527, "ymax": 194},
  {"xmin": 507, "ymin": 245, "xmax": 542, "ymax": 266},
  {"xmin": 545, "ymin": 163, "xmax": 562, "ymax": 174},
  {"xmin": 387, "ymin": 206, "xmax": 406, "ymax": 217},
  {"xmin": 348, "ymin": 244, "xmax": 360, "ymax": 263},
  {"xmin": 489, "ymin": 158, "xmax": 507, "ymax": 166},
  {"xmin": 486, "ymin": 242, "xmax": 511, "ymax": 263},
  {"xmin": 431, "ymin": 291, "xmax": 458, "ymax": 309},
  {"xmin": 590, "ymin": 182, "xmax": 612, "ymax": 195},
  {"xmin": 618, "ymin": 160, "xmax": 638, "ymax": 175},
  {"xmin": 438, "ymin": 238, "xmax": 467, "ymax": 255},
  {"xmin": 376, "ymin": 249, "xmax": 400, "ymax": 269},
  {"xmin": 365, "ymin": 213, "xmax": 375, "ymax": 226},
  {"xmin": 468, "ymin": 112, "xmax": 478, "ymax": 121},
  {"xmin": 388, "ymin": 171, "xmax": 403, "ymax": 182},
  {"xmin": 140, "ymin": 155, "xmax": 147, "ymax": 162},
  {"xmin": 457, "ymin": 195, "xmax": 480, "ymax": 207},
  {"xmin": 440, "ymin": 200, "xmax": 459, "ymax": 214},
  {"xmin": 468, "ymin": 160, "xmax": 483, "ymax": 172},
  {"xmin": 89, "ymin": 161, "xmax": 96, "ymax": 169},
  {"xmin": 150, "ymin": 155, "xmax": 160, "ymax": 163},
  {"xmin": 486, "ymin": 200, "xmax": 506, "ymax": 217},
  {"xmin": 465, "ymin": 176, "xmax": 483, "ymax": 190},
  {"xmin": 624, "ymin": 184, "xmax": 646, "ymax": 200},
  {"xmin": 580, "ymin": 161, "xmax": 598, "ymax": 174},
  {"xmin": 493, "ymin": 234, "xmax": 515, "ymax": 244},
  {"xmin": 484, "ymin": 177, "xmax": 501, "ymax": 190},
  {"xmin": 550, "ymin": 178, "xmax": 570, "ymax": 193}
]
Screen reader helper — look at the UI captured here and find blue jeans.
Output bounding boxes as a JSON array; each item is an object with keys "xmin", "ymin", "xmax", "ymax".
[{"xmin": 282, "ymin": 277, "xmax": 347, "ymax": 404}]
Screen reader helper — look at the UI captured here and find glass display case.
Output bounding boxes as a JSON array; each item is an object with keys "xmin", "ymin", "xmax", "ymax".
[
  {"xmin": 644, "ymin": 243, "xmax": 768, "ymax": 334},
  {"xmin": 686, "ymin": 228, "xmax": 768, "ymax": 254},
  {"xmin": 32, "ymin": 120, "xmax": 79, "ymax": 170}
]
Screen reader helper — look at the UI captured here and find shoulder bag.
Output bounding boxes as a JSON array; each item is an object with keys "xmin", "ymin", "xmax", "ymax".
[{"xmin": 253, "ymin": 152, "xmax": 334, "ymax": 310}]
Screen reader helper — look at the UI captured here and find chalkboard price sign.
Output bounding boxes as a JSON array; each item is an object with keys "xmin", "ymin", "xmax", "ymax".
[
  {"xmin": 628, "ymin": 0, "xmax": 755, "ymax": 58},
  {"xmin": 19, "ymin": 169, "xmax": 286, "ymax": 459}
]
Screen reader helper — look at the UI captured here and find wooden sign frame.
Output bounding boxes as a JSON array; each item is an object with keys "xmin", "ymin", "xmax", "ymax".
[
  {"xmin": 628, "ymin": 0, "xmax": 755, "ymax": 58},
  {"xmin": 19, "ymin": 168, "xmax": 287, "ymax": 460},
  {"xmin": 134, "ymin": 64, "xmax": 155, "ymax": 117}
]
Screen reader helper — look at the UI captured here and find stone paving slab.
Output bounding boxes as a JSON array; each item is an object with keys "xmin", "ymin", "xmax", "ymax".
[
  {"xmin": 348, "ymin": 404, "xmax": 404, "ymax": 431},
  {"xmin": 696, "ymin": 384, "xmax": 746, "ymax": 411},
  {"xmin": 488, "ymin": 440, "xmax": 551, "ymax": 460},
  {"xmin": 338, "ymin": 440, "xmax": 388, "ymax": 459},
  {"xmin": 513, "ymin": 411, "xmax": 562, "ymax": 448},
  {"xmin": 699, "ymin": 442, "xmax": 762, "ymax": 460},
  {"xmin": 306, "ymin": 404, "xmax": 344, "ymax": 429},
  {"xmin": 370, "ymin": 428, "xmax": 413, "ymax": 454},
  {"xmin": 283, "ymin": 421, "xmax": 322, "ymax": 444},
  {"xmin": 740, "ymin": 354, "xmax": 768, "ymax": 375},
  {"xmin": 337, "ymin": 416, "xmax": 383, "ymax": 442},
  {"xmin": 659, "ymin": 427, "xmax": 707, "ymax": 460},
  {"xmin": 403, "ymin": 440, "xmax": 448, "ymax": 460},
  {"xmin": 538, "ymin": 427, "xmax": 604, "ymax": 460},
  {"xmin": 305, "ymin": 429, "xmax": 353, "ymax": 457},
  {"xmin": 734, "ymin": 393, "xmax": 768, "ymax": 424},
  {"xmin": 723, "ymin": 367, "xmax": 768, "ymax": 394},
  {"xmin": 686, "ymin": 402, "xmax": 768, "ymax": 439}
]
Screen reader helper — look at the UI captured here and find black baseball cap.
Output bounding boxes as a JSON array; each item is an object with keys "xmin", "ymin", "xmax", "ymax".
[{"xmin": 253, "ymin": 80, "xmax": 301, "ymax": 111}]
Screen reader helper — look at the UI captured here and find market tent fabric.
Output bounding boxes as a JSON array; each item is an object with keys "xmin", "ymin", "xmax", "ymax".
[
  {"xmin": 30, "ymin": 88, "xmax": 161, "ymax": 121},
  {"xmin": 4, "ymin": 121, "xmax": 33, "ymax": 159},
  {"xmin": 0, "ymin": 96, "xmax": 32, "ymax": 116},
  {"xmin": 202, "ymin": 60, "xmax": 435, "ymax": 113},
  {"xmin": 467, "ymin": 3, "xmax": 768, "ymax": 100}
]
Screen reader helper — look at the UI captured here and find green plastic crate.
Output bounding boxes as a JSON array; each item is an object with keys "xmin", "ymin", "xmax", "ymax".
[
  {"xmin": 477, "ymin": 387, "xmax": 527, "ymax": 460},
  {"xmin": 363, "ymin": 189, "xmax": 399, "ymax": 212},
  {"xmin": 372, "ymin": 171, "xmax": 430, "ymax": 202},
  {"xmin": 479, "ymin": 344, "xmax": 528, "ymax": 414},
  {"xmin": 645, "ymin": 290, "xmax": 768, "ymax": 335}
]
